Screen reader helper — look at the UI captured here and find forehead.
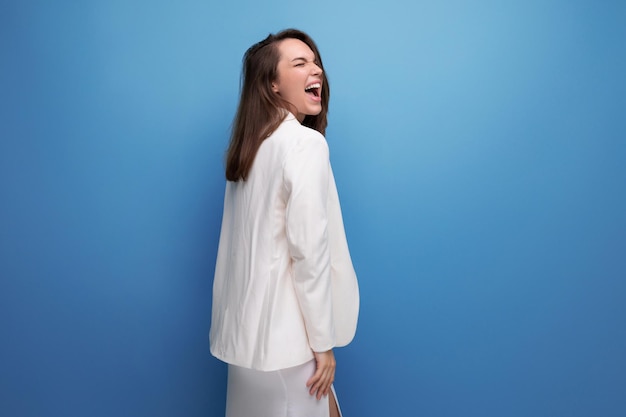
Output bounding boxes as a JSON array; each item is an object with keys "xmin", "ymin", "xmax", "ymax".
[{"xmin": 277, "ymin": 38, "xmax": 315, "ymax": 60}]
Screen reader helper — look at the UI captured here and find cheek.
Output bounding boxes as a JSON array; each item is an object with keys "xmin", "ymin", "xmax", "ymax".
[{"xmin": 279, "ymin": 73, "xmax": 301, "ymax": 95}]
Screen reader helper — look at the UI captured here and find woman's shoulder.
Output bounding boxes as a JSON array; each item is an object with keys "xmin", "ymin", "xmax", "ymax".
[
  {"xmin": 258, "ymin": 115, "xmax": 327, "ymax": 166},
  {"xmin": 276, "ymin": 114, "xmax": 327, "ymax": 146}
]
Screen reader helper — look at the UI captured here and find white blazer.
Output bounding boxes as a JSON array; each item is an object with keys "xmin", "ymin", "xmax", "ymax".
[{"xmin": 210, "ymin": 113, "xmax": 359, "ymax": 372}]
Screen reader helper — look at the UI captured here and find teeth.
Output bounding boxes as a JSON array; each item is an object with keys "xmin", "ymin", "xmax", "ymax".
[{"xmin": 305, "ymin": 83, "xmax": 321, "ymax": 91}]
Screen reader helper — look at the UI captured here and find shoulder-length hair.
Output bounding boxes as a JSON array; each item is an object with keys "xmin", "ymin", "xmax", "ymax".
[{"xmin": 225, "ymin": 29, "xmax": 330, "ymax": 182}]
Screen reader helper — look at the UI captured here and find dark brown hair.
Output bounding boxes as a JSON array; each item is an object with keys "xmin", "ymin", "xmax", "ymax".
[{"xmin": 225, "ymin": 29, "xmax": 330, "ymax": 182}]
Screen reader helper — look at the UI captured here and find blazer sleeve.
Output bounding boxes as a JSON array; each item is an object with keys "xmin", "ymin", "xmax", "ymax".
[{"xmin": 283, "ymin": 134, "xmax": 335, "ymax": 353}]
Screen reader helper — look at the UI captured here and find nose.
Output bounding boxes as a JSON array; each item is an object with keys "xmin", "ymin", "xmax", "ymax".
[{"xmin": 311, "ymin": 63, "xmax": 322, "ymax": 76}]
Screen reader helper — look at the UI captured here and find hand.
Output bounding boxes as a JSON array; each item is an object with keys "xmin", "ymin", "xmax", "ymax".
[{"xmin": 306, "ymin": 349, "xmax": 336, "ymax": 400}]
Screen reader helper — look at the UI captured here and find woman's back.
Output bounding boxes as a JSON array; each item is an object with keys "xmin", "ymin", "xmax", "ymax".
[{"xmin": 211, "ymin": 113, "xmax": 337, "ymax": 371}]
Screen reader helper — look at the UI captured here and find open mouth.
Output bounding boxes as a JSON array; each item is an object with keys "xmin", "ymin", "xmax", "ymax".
[{"xmin": 305, "ymin": 82, "xmax": 321, "ymax": 98}]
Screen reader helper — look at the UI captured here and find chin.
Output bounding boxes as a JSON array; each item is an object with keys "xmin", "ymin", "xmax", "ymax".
[{"xmin": 308, "ymin": 107, "xmax": 323, "ymax": 116}]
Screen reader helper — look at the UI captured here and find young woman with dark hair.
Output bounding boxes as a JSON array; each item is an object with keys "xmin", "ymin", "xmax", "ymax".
[{"xmin": 210, "ymin": 28, "xmax": 359, "ymax": 417}]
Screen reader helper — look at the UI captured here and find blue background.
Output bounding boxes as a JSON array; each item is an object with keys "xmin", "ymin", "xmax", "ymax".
[{"xmin": 1, "ymin": 1, "xmax": 625, "ymax": 416}]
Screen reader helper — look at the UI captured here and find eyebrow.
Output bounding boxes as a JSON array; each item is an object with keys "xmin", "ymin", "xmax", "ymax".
[{"xmin": 290, "ymin": 56, "xmax": 314, "ymax": 62}]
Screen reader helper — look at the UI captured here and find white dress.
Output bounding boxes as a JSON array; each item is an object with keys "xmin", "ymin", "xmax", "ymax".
[{"xmin": 226, "ymin": 360, "xmax": 343, "ymax": 417}]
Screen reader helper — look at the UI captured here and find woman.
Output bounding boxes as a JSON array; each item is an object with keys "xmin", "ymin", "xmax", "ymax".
[{"xmin": 209, "ymin": 29, "xmax": 359, "ymax": 417}]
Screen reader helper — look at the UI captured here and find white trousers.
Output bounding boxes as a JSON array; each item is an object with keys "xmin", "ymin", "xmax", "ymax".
[{"xmin": 226, "ymin": 359, "xmax": 342, "ymax": 417}]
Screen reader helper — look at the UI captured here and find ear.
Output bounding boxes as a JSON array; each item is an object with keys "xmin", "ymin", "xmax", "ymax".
[{"xmin": 271, "ymin": 82, "xmax": 279, "ymax": 93}]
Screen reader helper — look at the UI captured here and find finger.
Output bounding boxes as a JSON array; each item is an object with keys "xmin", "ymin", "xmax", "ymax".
[
  {"xmin": 321, "ymin": 377, "xmax": 333, "ymax": 399},
  {"xmin": 316, "ymin": 382, "xmax": 329, "ymax": 400},
  {"xmin": 314, "ymin": 371, "xmax": 332, "ymax": 399},
  {"xmin": 306, "ymin": 367, "xmax": 323, "ymax": 388},
  {"xmin": 309, "ymin": 369, "xmax": 328, "ymax": 396},
  {"xmin": 319, "ymin": 372, "xmax": 335, "ymax": 399},
  {"xmin": 308, "ymin": 378, "xmax": 325, "ymax": 395}
]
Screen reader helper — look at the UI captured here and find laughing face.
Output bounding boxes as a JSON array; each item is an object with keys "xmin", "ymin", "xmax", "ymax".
[{"xmin": 272, "ymin": 38, "xmax": 323, "ymax": 122}]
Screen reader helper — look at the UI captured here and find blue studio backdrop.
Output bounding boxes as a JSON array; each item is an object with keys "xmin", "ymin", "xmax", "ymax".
[{"xmin": 1, "ymin": 1, "xmax": 625, "ymax": 416}]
